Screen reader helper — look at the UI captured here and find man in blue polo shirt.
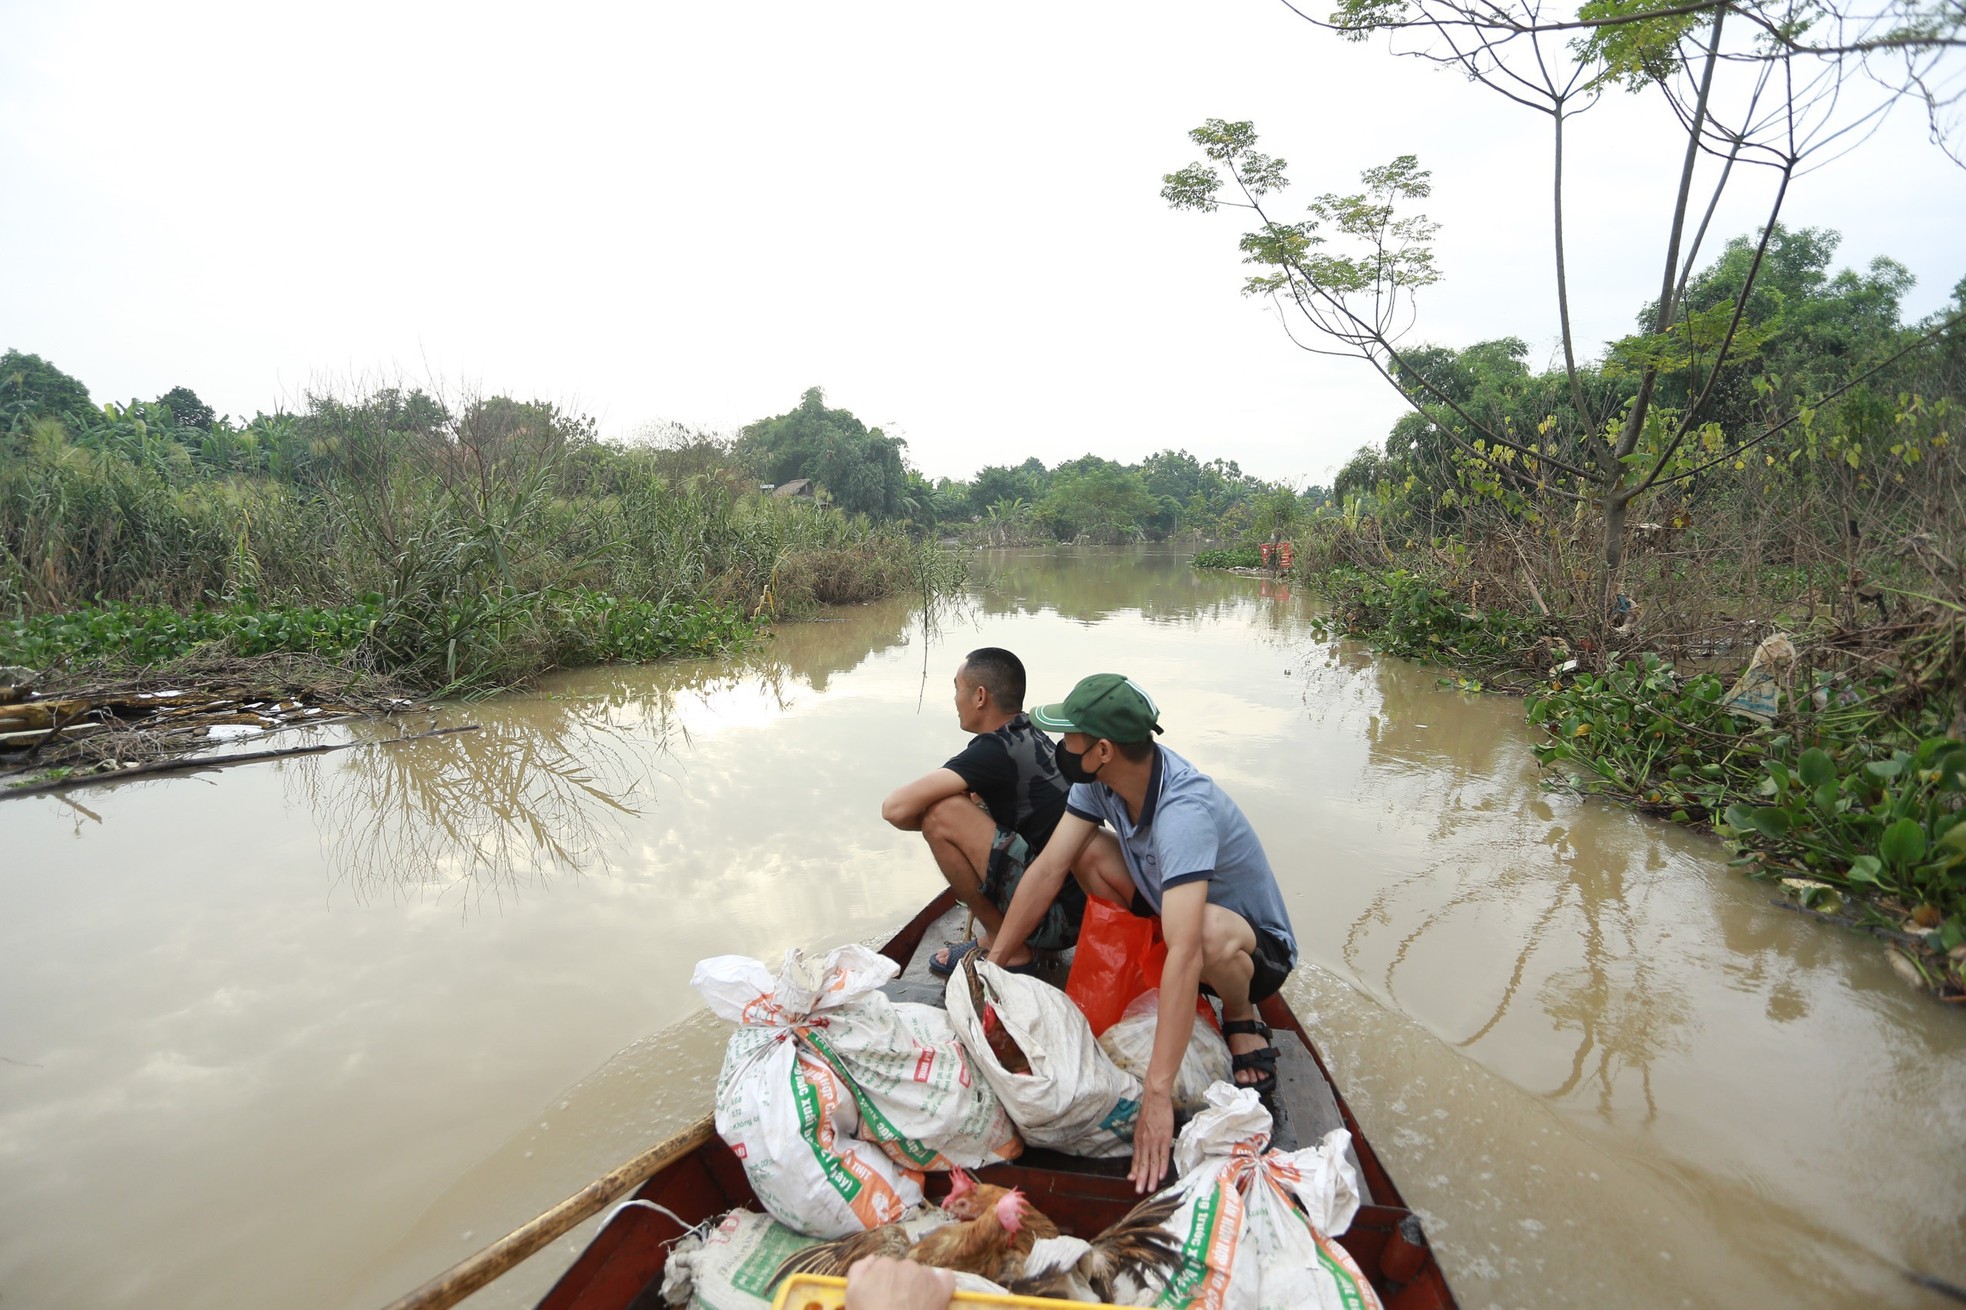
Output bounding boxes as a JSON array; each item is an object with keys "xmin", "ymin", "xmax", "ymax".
[{"xmin": 990, "ymin": 673, "xmax": 1298, "ymax": 1194}]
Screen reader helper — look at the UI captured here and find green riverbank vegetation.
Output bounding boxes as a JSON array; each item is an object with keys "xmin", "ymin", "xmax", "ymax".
[
  {"xmin": 1166, "ymin": 0, "xmax": 1966, "ymax": 995},
  {"xmin": 1191, "ymin": 240, "xmax": 1966, "ymax": 993},
  {"xmin": 1, "ymin": 363, "xmax": 954, "ymax": 698}
]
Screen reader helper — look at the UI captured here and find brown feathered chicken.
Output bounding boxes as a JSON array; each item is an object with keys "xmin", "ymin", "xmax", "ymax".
[
  {"xmin": 769, "ymin": 1168, "xmax": 1059, "ymax": 1288},
  {"xmin": 1004, "ymin": 1191, "xmax": 1185, "ymax": 1303}
]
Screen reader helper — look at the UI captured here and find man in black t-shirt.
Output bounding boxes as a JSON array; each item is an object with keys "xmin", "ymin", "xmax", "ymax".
[{"xmin": 881, "ymin": 647, "xmax": 1083, "ymax": 974}]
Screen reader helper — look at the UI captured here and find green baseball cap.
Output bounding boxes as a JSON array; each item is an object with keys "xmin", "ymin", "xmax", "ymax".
[{"xmin": 1030, "ymin": 673, "xmax": 1164, "ymax": 743}]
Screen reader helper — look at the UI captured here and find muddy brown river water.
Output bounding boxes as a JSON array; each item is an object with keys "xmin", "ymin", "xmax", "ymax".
[{"xmin": 2, "ymin": 547, "xmax": 1962, "ymax": 1309}]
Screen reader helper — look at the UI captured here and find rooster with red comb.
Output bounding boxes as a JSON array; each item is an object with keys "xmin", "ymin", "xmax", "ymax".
[
  {"xmin": 772, "ymin": 1167, "xmax": 1181, "ymax": 1297},
  {"xmin": 770, "ymin": 1167, "xmax": 1055, "ymax": 1285}
]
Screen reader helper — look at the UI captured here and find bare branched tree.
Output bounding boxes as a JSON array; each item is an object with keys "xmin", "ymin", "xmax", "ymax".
[{"xmin": 1166, "ymin": 0, "xmax": 1965, "ymax": 621}]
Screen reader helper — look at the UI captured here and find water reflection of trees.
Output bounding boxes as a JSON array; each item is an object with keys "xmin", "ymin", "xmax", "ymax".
[
  {"xmin": 972, "ymin": 547, "xmax": 1260, "ymax": 625},
  {"xmin": 1321, "ymin": 630, "xmax": 1844, "ymax": 1119},
  {"xmin": 1315, "ymin": 643, "xmax": 1703, "ymax": 1125},
  {"xmin": 288, "ymin": 599, "xmax": 926, "ymax": 910},
  {"xmin": 288, "ymin": 710, "xmax": 670, "ymax": 912}
]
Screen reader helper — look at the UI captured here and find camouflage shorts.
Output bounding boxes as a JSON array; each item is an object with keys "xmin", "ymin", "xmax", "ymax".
[{"xmin": 980, "ymin": 828, "xmax": 1085, "ymax": 953}]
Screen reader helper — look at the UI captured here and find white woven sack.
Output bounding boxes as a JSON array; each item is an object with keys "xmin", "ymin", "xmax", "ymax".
[
  {"xmin": 696, "ymin": 947, "xmax": 923, "ymax": 1236},
  {"xmin": 797, "ymin": 994, "xmax": 1022, "ymax": 1173},
  {"xmin": 945, "ymin": 956, "xmax": 1141, "ymax": 1158},
  {"xmin": 1154, "ymin": 1083, "xmax": 1380, "ymax": 1310},
  {"xmin": 660, "ymin": 1208, "xmax": 822, "ymax": 1310}
]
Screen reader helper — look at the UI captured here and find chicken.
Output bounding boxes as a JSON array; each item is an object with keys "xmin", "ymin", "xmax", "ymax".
[
  {"xmin": 768, "ymin": 1168, "xmax": 1059, "ymax": 1288},
  {"xmin": 964, "ymin": 950, "xmax": 1031, "ymax": 1074},
  {"xmin": 907, "ymin": 1185, "xmax": 1041, "ymax": 1280},
  {"xmin": 1004, "ymin": 1191, "xmax": 1184, "ymax": 1303},
  {"xmin": 940, "ymin": 1166, "xmax": 1057, "ymax": 1238},
  {"xmin": 766, "ymin": 1223, "xmax": 913, "ymax": 1286},
  {"xmin": 980, "ymin": 1001, "xmax": 1031, "ymax": 1075}
]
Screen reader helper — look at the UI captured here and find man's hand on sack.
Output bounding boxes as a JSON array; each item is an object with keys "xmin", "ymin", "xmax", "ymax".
[{"xmin": 1129, "ymin": 1087, "xmax": 1175, "ymax": 1194}]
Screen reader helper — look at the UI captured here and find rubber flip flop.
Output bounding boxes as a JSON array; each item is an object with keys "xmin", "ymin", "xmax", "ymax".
[
  {"xmin": 929, "ymin": 940, "xmax": 1041, "ymax": 977},
  {"xmin": 928, "ymin": 939, "xmax": 981, "ymax": 978}
]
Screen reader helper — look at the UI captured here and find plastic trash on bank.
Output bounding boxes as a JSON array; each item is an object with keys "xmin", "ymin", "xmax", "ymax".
[{"xmin": 1720, "ymin": 632, "xmax": 1796, "ymax": 723}]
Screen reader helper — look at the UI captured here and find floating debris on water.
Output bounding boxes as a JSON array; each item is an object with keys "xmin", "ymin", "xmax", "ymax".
[{"xmin": 0, "ymin": 653, "xmax": 428, "ymax": 789}]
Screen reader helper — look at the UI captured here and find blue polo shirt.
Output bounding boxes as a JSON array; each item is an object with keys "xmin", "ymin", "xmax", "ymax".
[{"xmin": 1066, "ymin": 745, "xmax": 1298, "ymax": 961}]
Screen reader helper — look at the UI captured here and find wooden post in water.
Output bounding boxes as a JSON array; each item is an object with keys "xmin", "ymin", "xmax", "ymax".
[{"xmin": 380, "ymin": 1114, "xmax": 717, "ymax": 1310}]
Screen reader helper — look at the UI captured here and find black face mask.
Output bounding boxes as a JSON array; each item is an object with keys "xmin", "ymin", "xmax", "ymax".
[{"xmin": 1054, "ymin": 738, "xmax": 1103, "ymax": 785}]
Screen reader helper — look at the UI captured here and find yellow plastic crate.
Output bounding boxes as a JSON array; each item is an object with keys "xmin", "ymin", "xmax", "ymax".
[{"xmin": 769, "ymin": 1272, "xmax": 1107, "ymax": 1309}]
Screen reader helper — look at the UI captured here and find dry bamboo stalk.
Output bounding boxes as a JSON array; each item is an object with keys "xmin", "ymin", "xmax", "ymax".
[
  {"xmin": 1509, "ymin": 535, "xmax": 1552, "ymax": 618},
  {"xmin": 379, "ymin": 1114, "xmax": 719, "ymax": 1310},
  {"xmin": 0, "ymin": 724, "xmax": 482, "ymax": 800}
]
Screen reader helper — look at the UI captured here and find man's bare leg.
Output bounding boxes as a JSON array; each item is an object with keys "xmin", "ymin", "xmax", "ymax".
[
  {"xmin": 1198, "ymin": 906, "xmax": 1271, "ymax": 1085},
  {"xmin": 1069, "ymin": 830, "xmax": 1136, "ymax": 905},
  {"xmin": 920, "ymin": 795, "xmax": 1034, "ymax": 967}
]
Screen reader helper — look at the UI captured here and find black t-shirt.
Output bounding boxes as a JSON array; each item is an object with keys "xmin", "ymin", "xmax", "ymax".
[{"xmin": 942, "ymin": 712, "xmax": 1068, "ymax": 852}]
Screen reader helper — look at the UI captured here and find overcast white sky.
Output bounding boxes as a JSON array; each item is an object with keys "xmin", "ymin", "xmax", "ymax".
[{"xmin": 3, "ymin": 1, "xmax": 1961, "ymax": 486}]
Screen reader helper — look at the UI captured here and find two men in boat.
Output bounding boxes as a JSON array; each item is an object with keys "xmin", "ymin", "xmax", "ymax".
[
  {"xmin": 1000, "ymin": 674, "xmax": 1299, "ymax": 1193},
  {"xmin": 881, "ymin": 647, "xmax": 1086, "ymax": 974}
]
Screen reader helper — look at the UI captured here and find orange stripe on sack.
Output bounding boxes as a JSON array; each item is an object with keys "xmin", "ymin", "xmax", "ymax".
[
  {"xmin": 811, "ymin": 1065, "xmax": 909, "ymax": 1227},
  {"xmin": 1193, "ymin": 1167, "xmax": 1249, "ymax": 1310}
]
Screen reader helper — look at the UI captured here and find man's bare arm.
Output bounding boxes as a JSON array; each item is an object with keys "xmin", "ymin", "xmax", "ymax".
[
  {"xmin": 987, "ymin": 811, "xmax": 1097, "ymax": 963},
  {"xmin": 1151, "ymin": 881, "xmax": 1208, "ymax": 1092},
  {"xmin": 880, "ymin": 768, "xmax": 971, "ymax": 831},
  {"xmin": 1131, "ymin": 879, "xmax": 1208, "ymax": 1192}
]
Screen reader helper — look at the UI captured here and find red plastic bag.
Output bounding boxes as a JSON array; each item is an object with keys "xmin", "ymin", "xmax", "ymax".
[
  {"xmin": 1065, "ymin": 897, "xmax": 1164, "ymax": 1035},
  {"xmin": 1066, "ymin": 898, "xmax": 1222, "ymax": 1037}
]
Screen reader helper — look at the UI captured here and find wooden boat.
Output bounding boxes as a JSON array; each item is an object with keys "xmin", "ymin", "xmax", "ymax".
[{"xmin": 386, "ymin": 891, "xmax": 1458, "ymax": 1310}]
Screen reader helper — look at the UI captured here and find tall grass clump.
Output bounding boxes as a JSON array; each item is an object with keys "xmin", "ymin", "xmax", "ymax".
[{"xmin": 2, "ymin": 383, "xmax": 959, "ymax": 693}]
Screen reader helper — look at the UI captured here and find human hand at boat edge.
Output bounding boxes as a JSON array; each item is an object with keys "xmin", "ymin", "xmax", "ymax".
[
  {"xmin": 845, "ymin": 1254, "xmax": 955, "ymax": 1309},
  {"xmin": 1129, "ymin": 1087, "xmax": 1175, "ymax": 1194}
]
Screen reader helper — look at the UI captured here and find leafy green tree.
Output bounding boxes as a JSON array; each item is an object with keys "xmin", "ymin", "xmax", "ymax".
[
  {"xmin": 1139, "ymin": 448, "xmax": 1205, "ymax": 503},
  {"xmin": 737, "ymin": 387, "xmax": 910, "ymax": 520},
  {"xmin": 1247, "ymin": 482, "xmax": 1308, "ymax": 542},
  {"xmin": 933, "ymin": 476, "xmax": 974, "ymax": 520},
  {"xmin": 155, "ymin": 386, "xmax": 217, "ymax": 431},
  {"xmin": 2, "ymin": 350, "xmax": 93, "ymax": 429},
  {"xmin": 1333, "ymin": 446, "xmax": 1393, "ymax": 507},
  {"xmin": 1038, "ymin": 463, "xmax": 1158, "ymax": 543},
  {"xmin": 1617, "ymin": 225, "xmax": 1916, "ymax": 437},
  {"xmin": 970, "ymin": 460, "xmax": 1048, "ymax": 510},
  {"xmin": 456, "ymin": 396, "xmax": 594, "ymax": 469}
]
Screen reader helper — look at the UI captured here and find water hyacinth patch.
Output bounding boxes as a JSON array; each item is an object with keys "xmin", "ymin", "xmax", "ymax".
[
  {"xmin": 0, "ymin": 599, "xmax": 382, "ymax": 668},
  {"xmin": 1719, "ymin": 737, "xmax": 1966, "ymax": 939},
  {"xmin": 1193, "ymin": 547, "xmax": 1266, "ymax": 570},
  {"xmin": 1526, "ymin": 654, "xmax": 1966, "ymax": 987},
  {"xmin": 1309, "ymin": 565, "xmax": 1552, "ymax": 676}
]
